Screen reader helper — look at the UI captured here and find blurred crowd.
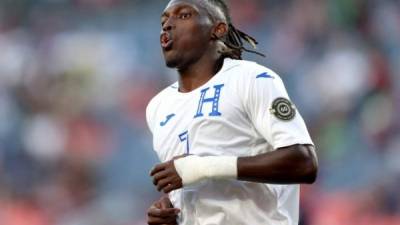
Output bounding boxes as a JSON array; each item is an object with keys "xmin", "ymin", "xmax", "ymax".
[{"xmin": 0, "ymin": 0, "xmax": 399, "ymax": 224}]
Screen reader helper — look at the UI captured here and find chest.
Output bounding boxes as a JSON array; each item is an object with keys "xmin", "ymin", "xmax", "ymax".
[{"xmin": 152, "ymin": 83, "xmax": 255, "ymax": 162}]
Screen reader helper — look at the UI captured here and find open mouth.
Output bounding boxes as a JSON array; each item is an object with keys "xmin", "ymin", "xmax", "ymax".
[{"xmin": 161, "ymin": 32, "xmax": 173, "ymax": 50}]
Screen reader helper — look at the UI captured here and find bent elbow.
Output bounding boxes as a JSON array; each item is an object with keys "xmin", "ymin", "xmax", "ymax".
[
  {"xmin": 304, "ymin": 161, "xmax": 318, "ymax": 184},
  {"xmin": 300, "ymin": 145, "xmax": 318, "ymax": 184}
]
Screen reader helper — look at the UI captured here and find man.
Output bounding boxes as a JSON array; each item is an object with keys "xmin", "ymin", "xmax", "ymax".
[{"xmin": 145, "ymin": 0, "xmax": 318, "ymax": 224}]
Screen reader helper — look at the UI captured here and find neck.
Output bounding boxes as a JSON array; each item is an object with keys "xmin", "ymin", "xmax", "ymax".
[{"xmin": 177, "ymin": 53, "xmax": 224, "ymax": 93}]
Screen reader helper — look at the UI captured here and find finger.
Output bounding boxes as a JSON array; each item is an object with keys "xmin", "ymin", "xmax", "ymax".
[
  {"xmin": 150, "ymin": 163, "xmax": 167, "ymax": 176},
  {"xmin": 148, "ymin": 207, "xmax": 179, "ymax": 217},
  {"xmin": 160, "ymin": 196, "xmax": 173, "ymax": 209},
  {"xmin": 157, "ymin": 178, "xmax": 172, "ymax": 192},
  {"xmin": 148, "ymin": 208, "xmax": 180, "ymax": 218},
  {"xmin": 161, "ymin": 173, "xmax": 183, "ymax": 193},
  {"xmin": 153, "ymin": 170, "xmax": 169, "ymax": 185},
  {"xmin": 157, "ymin": 174, "xmax": 182, "ymax": 192},
  {"xmin": 163, "ymin": 182, "xmax": 182, "ymax": 194},
  {"xmin": 154, "ymin": 201, "xmax": 162, "ymax": 209},
  {"xmin": 160, "ymin": 221, "xmax": 178, "ymax": 225},
  {"xmin": 148, "ymin": 215, "xmax": 178, "ymax": 225},
  {"xmin": 156, "ymin": 165, "xmax": 183, "ymax": 190}
]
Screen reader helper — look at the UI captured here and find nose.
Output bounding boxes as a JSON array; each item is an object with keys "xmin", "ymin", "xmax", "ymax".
[{"xmin": 162, "ymin": 18, "xmax": 174, "ymax": 31}]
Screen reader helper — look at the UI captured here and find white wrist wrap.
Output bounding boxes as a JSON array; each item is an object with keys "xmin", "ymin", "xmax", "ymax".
[{"xmin": 173, "ymin": 155, "xmax": 238, "ymax": 186}]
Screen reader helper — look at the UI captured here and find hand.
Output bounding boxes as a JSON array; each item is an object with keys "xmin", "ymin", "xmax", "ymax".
[
  {"xmin": 150, "ymin": 158, "xmax": 183, "ymax": 193},
  {"xmin": 147, "ymin": 196, "xmax": 180, "ymax": 225}
]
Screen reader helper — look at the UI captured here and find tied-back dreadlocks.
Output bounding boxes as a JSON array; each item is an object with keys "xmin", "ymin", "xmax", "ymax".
[{"xmin": 207, "ymin": 0, "xmax": 265, "ymax": 59}]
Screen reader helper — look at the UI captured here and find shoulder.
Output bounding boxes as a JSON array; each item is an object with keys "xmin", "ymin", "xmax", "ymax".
[
  {"xmin": 223, "ymin": 59, "xmax": 280, "ymax": 81},
  {"xmin": 223, "ymin": 59, "xmax": 291, "ymax": 109},
  {"xmin": 146, "ymin": 82, "xmax": 178, "ymax": 132},
  {"xmin": 222, "ymin": 59, "xmax": 284, "ymax": 93}
]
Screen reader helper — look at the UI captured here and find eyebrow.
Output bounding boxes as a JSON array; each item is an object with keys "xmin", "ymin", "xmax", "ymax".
[{"xmin": 161, "ymin": 4, "xmax": 197, "ymax": 19}]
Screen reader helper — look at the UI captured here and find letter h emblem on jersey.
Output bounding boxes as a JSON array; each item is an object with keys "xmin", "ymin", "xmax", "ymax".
[{"xmin": 194, "ymin": 84, "xmax": 224, "ymax": 118}]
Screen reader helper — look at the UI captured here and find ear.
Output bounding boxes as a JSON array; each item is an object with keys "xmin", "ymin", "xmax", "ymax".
[{"xmin": 211, "ymin": 22, "xmax": 228, "ymax": 40}]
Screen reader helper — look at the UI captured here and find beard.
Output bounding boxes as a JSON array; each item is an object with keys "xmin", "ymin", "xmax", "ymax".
[
  {"xmin": 165, "ymin": 57, "xmax": 180, "ymax": 68},
  {"xmin": 163, "ymin": 50, "xmax": 181, "ymax": 68}
]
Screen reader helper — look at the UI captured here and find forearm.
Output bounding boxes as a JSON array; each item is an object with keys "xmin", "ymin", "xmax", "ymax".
[
  {"xmin": 237, "ymin": 144, "xmax": 318, "ymax": 184},
  {"xmin": 173, "ymin": 144, "xmax": 318, "ymax": 187}
]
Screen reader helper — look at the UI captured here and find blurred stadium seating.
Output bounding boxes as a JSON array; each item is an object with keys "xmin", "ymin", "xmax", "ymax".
[{"xmin": 0, "ymin": 0, "xmax": 399, "ymax": 224}]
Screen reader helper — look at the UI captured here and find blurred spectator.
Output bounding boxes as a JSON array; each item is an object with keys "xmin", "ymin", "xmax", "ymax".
[{"xmin": 0, "ymin": 0, "xmax": 399, "ymax": 224}]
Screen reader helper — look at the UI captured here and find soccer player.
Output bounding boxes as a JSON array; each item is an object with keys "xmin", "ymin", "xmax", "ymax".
[{"xmin": 145, "ymin": 0, "xmax": 318, "ymax": 224}]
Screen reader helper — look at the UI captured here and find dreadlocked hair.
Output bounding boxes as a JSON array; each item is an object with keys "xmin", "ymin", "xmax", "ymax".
[{"xmin": 207, "ymin": 0, "xmax": 265, "ymax": 59}]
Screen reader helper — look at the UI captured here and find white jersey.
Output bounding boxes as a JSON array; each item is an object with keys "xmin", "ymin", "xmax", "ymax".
[{"xmin": 146, "ymin": 58, "xmax": 313, "ymax": 225}]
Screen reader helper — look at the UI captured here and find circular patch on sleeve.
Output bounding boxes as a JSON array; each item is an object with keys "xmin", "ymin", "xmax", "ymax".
[{"xmin": 270, "ymin": 97, "xmax": 296, "ymax": 121}]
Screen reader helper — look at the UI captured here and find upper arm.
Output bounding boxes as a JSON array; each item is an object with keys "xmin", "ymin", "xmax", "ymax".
[
  {"xmin": 278, "ymin": 144, "xmax": 318, "ymax": 182},
  {"xmin": 241, "ymin": 65, "xmax": 314, "ymax": 149}
]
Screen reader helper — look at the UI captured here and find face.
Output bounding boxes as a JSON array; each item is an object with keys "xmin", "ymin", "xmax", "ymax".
[{"xmin": 160, "ymin": 0, "xmax": 214, "ymax": 68}]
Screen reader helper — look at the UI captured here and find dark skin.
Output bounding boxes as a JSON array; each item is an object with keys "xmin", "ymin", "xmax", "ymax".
[
  {"xmin": 148, "ymin": 0, "xmax": 318, "ymax": 224},
  {"xmin": 160, "ymin": 0, "xmax": 226, "ymax": 92},
  {"xmin": 147, "ymin": 196, "xmax": 179, "ymax": 225}
]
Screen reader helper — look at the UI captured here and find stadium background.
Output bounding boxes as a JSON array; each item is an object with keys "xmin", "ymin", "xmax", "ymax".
[{"xmin": 0, "ymin": 0, "xmax": 399, "ymax": 224}]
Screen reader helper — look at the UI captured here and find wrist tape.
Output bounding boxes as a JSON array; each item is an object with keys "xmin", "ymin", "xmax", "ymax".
[{"xmin": 173, "ymin": 155, "xmax": 238, "ymax": 186}]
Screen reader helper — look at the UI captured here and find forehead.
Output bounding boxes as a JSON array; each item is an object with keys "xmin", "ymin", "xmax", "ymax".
[
  {"xmin": 163, "ymin": 0, "xmax": 226, "ymax": 22},
  {"xmin": 163, "ymin": 0, "xmax": 205, "ymax": 14}
]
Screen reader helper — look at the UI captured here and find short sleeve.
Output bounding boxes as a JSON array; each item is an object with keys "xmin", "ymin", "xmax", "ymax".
[{"xmin": 242, "ymin": 65, "xmax": 313, "ymax": 149}]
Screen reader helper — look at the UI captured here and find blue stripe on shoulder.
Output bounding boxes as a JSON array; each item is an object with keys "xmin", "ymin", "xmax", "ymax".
[{"xmin": 256, "ymin": 72, "xmax": 274, "ymax": 79}]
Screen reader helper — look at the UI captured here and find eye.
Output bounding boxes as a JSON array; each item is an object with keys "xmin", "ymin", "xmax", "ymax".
[
  {"xmin": 179, "ymin": 12, "xmax": 192, "ymax": 19},
  {"xmin": 161, "ymin": 17, "xmax": 168, "ymax": 26}
]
